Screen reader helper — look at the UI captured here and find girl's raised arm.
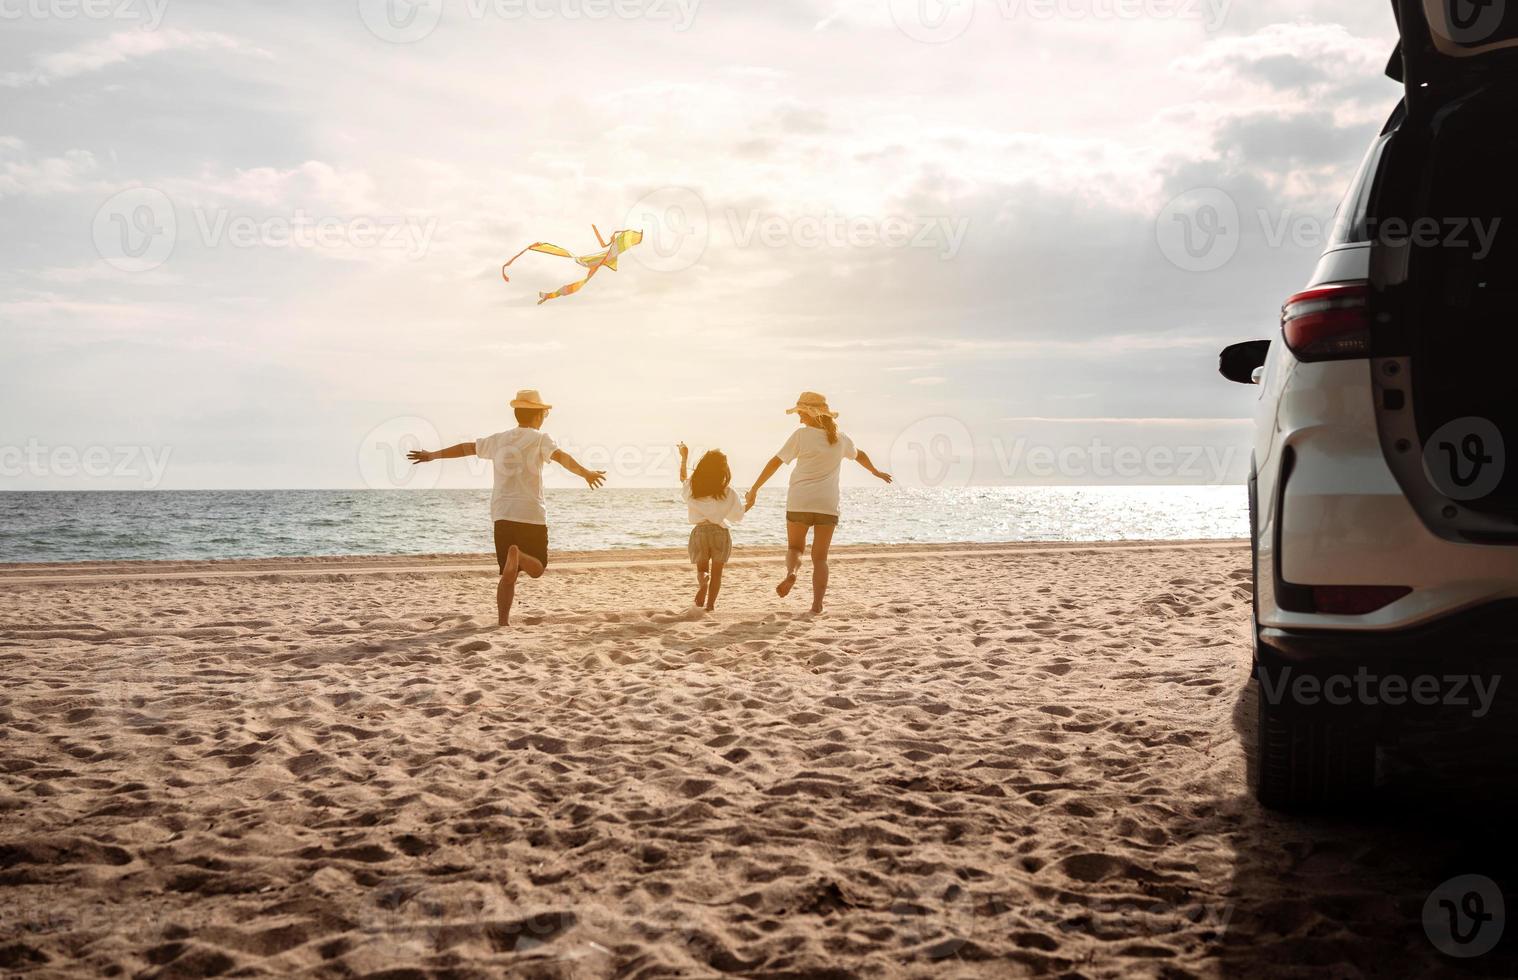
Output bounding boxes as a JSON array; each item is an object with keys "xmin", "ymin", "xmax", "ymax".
[{"xmin": 678, "ymin": 442, "xmax": 689, "ymax": 483}]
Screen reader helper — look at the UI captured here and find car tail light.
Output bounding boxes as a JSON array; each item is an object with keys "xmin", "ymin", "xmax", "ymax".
[
  {"xmin": 1311, "ymin": 585, "xmax": 1412, "ymax": 615},
  {"xmin": 1281, "ymin": 281, "xmax": 1370, "ymax": 362}
]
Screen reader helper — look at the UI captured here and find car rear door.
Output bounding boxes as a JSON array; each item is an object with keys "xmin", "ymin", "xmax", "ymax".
[{"xmin": 1369, "ymin": 1, "xmax": 1518, "ymax": 541}]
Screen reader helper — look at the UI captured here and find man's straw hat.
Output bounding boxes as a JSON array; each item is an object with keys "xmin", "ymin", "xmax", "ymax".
[
  {"xmin": 509, "ymin": 389, "xmax": 553, "ymax": 411},
  {"xmin": 785, "ymin": 391, "xmax": 839, "ymax": 419}
]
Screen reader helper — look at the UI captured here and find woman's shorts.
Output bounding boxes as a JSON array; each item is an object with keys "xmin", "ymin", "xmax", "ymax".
[
  {"xmin": 785, "ymin": 511, "xmax": 839, "ymax": 527},
  {"xmin": 494, "ymin": 520, "xmax": 549, "ymax": 572},
  {"xmin": 688, "ymin": 523, "xmax": 733, "ymax": 564}
]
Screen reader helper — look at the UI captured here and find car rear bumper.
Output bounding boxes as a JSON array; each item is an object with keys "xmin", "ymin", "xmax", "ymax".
[
  {"xmin": 1260, "ymin": 359, "xmax": 1518, "ymax": 632},
  {"xmin": 1259, "ymin": 599, "xmax": 1518, "ymax": 666}
]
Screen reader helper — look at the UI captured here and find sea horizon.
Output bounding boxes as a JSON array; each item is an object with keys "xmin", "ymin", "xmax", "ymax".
[{"xmin": 0, "ymin": 485, "xmax": 1249, "ymax": 565}]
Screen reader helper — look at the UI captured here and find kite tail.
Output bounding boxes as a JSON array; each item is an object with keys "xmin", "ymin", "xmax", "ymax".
[
  {"xmin": 533, "ymin": 239, "xmax": 629, "ymax": 304},
  {"xmin": 537, "ymin": 259, "xmax": 610, "ymax": 305},
  {"xmin": 501, "ymin": 241, "xmax": 575, "ymax": 283}
]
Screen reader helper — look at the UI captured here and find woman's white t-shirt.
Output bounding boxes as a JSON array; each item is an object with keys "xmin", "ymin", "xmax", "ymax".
[
  {"xmin": 682, "ymin": 483, "xmax": 746, "ymax": 527},
  {"xmin": 776, "ymin": 426, "xmax": 856, "ymax": 516},
  {"xmin": 476, "ymin": 427, "xmax": 558, "ymax": 525}
]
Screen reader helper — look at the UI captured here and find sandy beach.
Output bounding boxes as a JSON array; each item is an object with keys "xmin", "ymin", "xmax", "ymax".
[{"xmin": 2, "ymin": 541, "xmax": 1514, "ymax": 977}]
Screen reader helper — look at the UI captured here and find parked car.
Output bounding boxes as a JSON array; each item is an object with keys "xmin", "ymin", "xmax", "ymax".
[{"xmin": 1220, "ymin": 1, "xmax": 1518, "ymax": 808}]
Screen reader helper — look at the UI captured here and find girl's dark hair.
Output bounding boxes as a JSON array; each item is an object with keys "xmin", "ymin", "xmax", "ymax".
[
  {"xmin": 690, "ymin": 450, "xmax": 732, "ymax": 501},
  {"xmin": 805, "ymin": 412, "xmax": 839, "ymax": 445}
]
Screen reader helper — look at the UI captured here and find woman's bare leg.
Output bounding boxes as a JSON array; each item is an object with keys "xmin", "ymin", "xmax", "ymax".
[
  {"xmin": 497, "ymin": 546, "xmax": 545, "ymax": 627},
  {"xmin": 695, "ymin": 558, "xmax": 710, "ymax": 607},
  {"xmin": 778, "ymin": 522, "xmax": 807, "ymax": 597},
  {"xmin": 706, "ymin": 561, "xmax": 724, "ymax": 610},
  {"xmin": 809, "ymin": 524, "xmax": 835, "ymax": 614}
]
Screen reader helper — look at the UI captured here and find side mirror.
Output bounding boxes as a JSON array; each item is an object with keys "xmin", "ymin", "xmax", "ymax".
[{"xmin": 1219, "ymin": 340, "xmax": 1271, "ymax": 385}]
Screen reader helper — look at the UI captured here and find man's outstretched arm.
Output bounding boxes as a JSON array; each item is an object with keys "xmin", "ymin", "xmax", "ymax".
[
  {"xmin": 551, "ymin": 449, "xmax": 607, "ymax": 488},
  {"xmin": 408, "ymin": 442, "xmax": 475, "ymax": 464}
]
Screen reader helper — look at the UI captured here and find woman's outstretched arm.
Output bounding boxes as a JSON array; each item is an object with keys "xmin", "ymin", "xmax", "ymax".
[
  {"xmin": 744, "ymin": 456, "xmax": 784, "ymax": 510},
  {"xmin": 854, "ymin": 449, "xmax": 893, "ymax": 484}
]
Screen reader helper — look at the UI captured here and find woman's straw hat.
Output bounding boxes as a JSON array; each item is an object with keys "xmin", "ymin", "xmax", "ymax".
[
  {"xmin": 785, "ymin": 391, "xmax": 839, "ymax": 419},
  {"xmin": 509, "ymin": 389, "xmax": 553, "ymax": 411}
]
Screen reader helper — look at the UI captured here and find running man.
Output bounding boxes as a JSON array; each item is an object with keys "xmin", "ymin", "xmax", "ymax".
[{"xmin": 407, "ymin": 389, "xmax": 606, "ymax": 625}]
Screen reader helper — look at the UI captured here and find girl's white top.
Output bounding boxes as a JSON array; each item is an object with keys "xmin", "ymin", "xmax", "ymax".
[{"xmin": 683, "ymin": 483, "xmax": 746, "ymax": 528}]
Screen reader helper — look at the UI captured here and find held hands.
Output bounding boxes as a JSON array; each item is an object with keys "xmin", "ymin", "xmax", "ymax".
[
  {"xmin": 407, "ymin": 449, "xmax": 436, "ymax": 465},
  {"xmin": 743, "ymin": 488, "xmax": 757, "ymax": 512}
]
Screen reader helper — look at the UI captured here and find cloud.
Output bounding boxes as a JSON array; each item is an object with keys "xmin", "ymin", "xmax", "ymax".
[
  {"xmin": 2, "ymin": 30, "xmax": 265, "ymax": 88},
  {"xmin": 0, "ymin": 293, "xmax": 189, "ymax": 330},
  {"xmin": 178, "ymin": 161, "xmax": 382, "ymax": 214},
  {"xmin": 0, "ymin": 142, "xmax": 99, "ymax": 198},
  {"xmin": 1172, "ymin": 22, "xmax": 1389, "ymax": 105},
  {"xmin": 1212, "ymin": 110, "xmax": 1368, "ymax": 169},
  {"xmin": 26, "ymin": 264, "xmax": 184, "ymax": 286}
]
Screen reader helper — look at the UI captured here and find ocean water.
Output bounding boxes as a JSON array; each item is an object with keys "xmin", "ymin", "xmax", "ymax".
[{"xmin": 0, "ymin": 487, "xmax": 1248, "ymax": 564}]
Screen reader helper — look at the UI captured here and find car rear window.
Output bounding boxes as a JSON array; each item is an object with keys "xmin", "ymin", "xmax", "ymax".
[{"xmin": 1328, "ymin": 133, "xmax": 1391, "ymax": 246}]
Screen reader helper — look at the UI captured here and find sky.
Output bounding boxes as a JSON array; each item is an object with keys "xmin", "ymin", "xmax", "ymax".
[{"xmin": 0, "ymin": 0, "xmax": 1404, "ymax": 490}]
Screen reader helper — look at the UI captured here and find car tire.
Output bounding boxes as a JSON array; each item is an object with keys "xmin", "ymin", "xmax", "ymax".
[{"xmin": 1254, "ymin": 680, "xmax": 1377, "ymax": 810}]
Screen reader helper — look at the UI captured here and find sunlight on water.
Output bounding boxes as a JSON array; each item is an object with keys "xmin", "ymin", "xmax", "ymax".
[{"xmin": 0, "ymin": 486, "xmax": 1248, "ymax": 563}]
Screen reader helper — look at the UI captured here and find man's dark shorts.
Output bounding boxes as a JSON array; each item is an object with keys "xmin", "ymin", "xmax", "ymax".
[
  {"xmin": 786, "ymin": 511, "xmax": 839, "ymax": 527},
  {"xmin": 494, "ymin": 520, "xmax": 549, "ymax": 572}
]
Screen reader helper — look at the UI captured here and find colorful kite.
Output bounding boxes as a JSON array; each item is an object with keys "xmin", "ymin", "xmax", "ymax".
[{"xmin": 501, "ymin": 225, "xmax": 644, "ymax": 305}]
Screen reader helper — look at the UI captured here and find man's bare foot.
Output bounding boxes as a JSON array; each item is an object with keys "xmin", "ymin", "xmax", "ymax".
[
  {"xmin": 776, "ymin": 573, "xmax": 797, "ymax": 598},
  {"xmin": 695, "ymin": 572, "xmax": 709, "ymax": 607},
  {"xmin": 705, "ymin": 602, "xmax": 716, "ymax": 612},
  {"xmin": 809, "ymin": 602, "xmax": 824, "ymax": 615}
]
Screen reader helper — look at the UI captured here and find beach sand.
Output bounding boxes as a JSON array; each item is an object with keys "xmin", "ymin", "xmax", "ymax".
[{"xmin": 2, "ymin": 542, "xmax": 1514, "ymax": 977}]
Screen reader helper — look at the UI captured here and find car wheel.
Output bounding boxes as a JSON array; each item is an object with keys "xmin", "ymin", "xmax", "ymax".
[{"xmin": 1254, "ymin": 680, "xmax": 1377, "ymax": 810}]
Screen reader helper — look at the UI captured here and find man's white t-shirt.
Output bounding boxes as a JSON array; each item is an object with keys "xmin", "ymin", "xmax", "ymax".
[
  {"xmin": 476, "ymin": 427, "xmax": 558, "ymax": 525},
  {"xmin": 776, "ymin": 426, "xmax": 856, "ymax": 516},
  {"xmin": 682, "ymin": 482, "xmax": 746, "ymax": 528}
]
